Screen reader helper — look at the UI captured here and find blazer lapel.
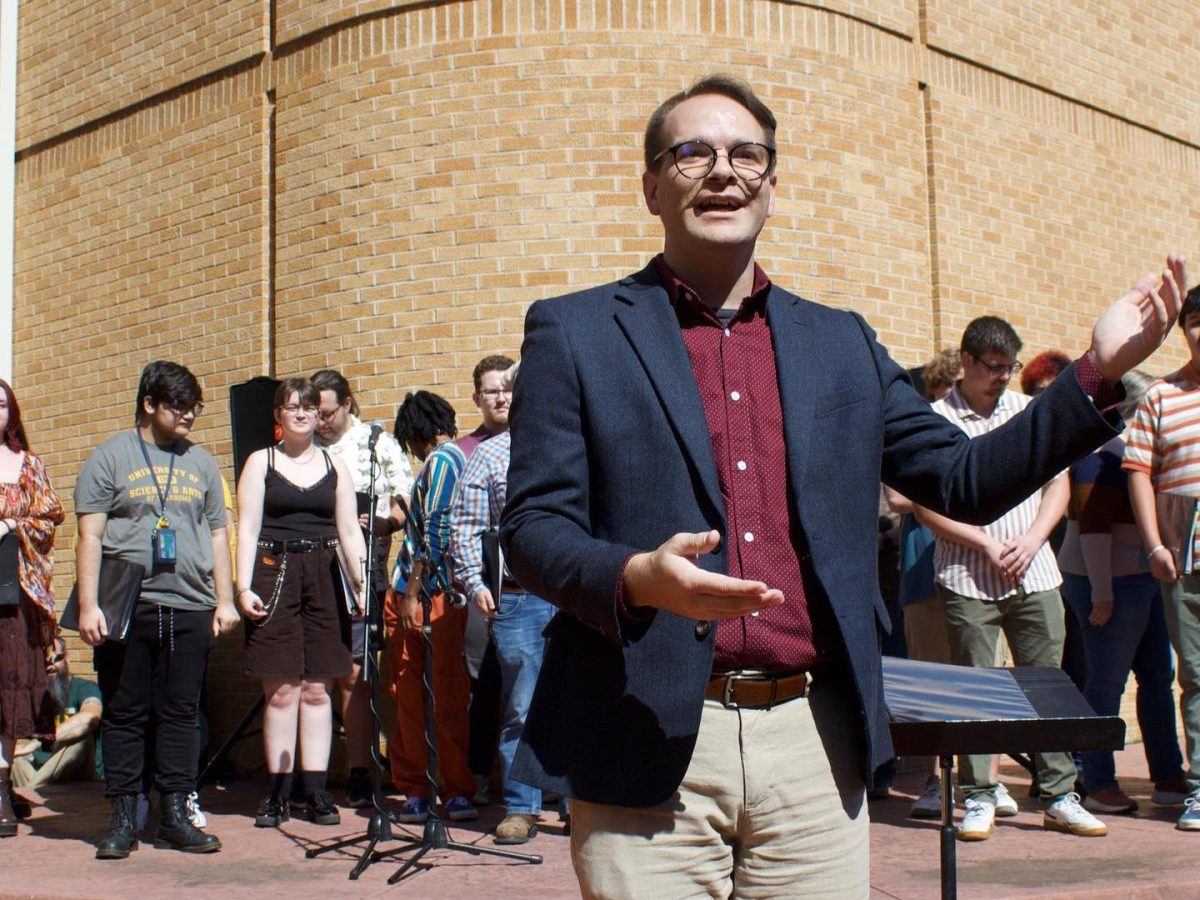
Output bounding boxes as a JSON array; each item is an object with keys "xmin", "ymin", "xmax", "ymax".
[
  {"xmin": 767, "ymin": 287, "xmax": 818, "ymax": 505},
  {"xmin": 613, "ymin": 269, "xmax": 723, "ymax": 521}
]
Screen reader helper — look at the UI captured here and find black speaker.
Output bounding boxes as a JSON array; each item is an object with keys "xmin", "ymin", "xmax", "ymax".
[{"xmin": 229, "ymin": 376, "xmax": 280, "ymax": 480}]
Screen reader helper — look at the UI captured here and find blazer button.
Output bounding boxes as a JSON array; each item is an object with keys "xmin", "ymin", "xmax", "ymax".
[{"xmin": 694, "ymin": 620, "xmax": 711, "ymax": 638}]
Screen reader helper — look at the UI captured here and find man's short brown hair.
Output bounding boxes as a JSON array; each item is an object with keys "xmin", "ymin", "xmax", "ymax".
[
  {"xmin": 644, "ymin": 74, "xmax": 777, "ymax": 172},
  {"xmin": 473, "ymin": 354, "xmax": 516, "ymax": 393}
]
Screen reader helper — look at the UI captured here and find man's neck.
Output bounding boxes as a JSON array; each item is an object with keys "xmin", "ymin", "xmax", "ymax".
[
  {"xmin": 661, "ymin": 244, "xmax": 757, "ymax": 311},
  {"xmin": 138, "ymin": 422, "xmax": 176, "ymax": 449}
]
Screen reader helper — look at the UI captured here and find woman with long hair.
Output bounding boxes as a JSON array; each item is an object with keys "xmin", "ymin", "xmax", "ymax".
[
  {"xmin": 0, "ymin": 378, "xmax": 64, "ymax": 837},
  {"xmin": 235, "ymin": 378, "xmax": 366, "ymax": 827}
]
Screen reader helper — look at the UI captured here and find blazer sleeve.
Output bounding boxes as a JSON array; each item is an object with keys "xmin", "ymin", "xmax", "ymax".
[
  {"xmin": 865, "ymin": 315, "xmax": 1123, "ymax": 522},
  {"xmin": 501, "ymin": 298, "xmax": 641, "ymax": 644}
]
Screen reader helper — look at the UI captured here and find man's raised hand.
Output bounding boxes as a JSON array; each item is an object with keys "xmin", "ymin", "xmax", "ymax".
[{"xmin": 1089, "ymin": 255, "xmax": 1186, "ymax": 382}]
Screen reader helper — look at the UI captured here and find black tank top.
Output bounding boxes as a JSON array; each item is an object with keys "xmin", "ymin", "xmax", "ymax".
[{"xmin": 261, "ymin": 447, "xmax": 338, "ymax": 540}]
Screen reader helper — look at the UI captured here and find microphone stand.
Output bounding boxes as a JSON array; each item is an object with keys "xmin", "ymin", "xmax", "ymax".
[
  {"xmin": 305, "ymin": 426, "xmax": 399, "ymax": 878},
  {"xmin": 307, "ymin": 432, "xmax": 541, "ymax": 882}
]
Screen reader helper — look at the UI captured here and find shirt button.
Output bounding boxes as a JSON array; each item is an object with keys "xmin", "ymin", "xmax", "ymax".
[
  {"xmin": 730, "ymin": 391, "xmax": 741, "ymax": 401},
  {"xmin": 736, "ymin": 460, "xmax": 747, "ymax": 471},
  {"xmin": 751, "ymin": 610, "xmax": 760, "ymax": 617},
  {"xmin": 744, "ymin": 532, "xmax": 754, "ymax": 542},
  {"xmin": 694, "ymin": 620, "xmax": 711, "ymax": 638},
  {"xmin": 723, "ymin": 328, "xmax": 730, "ymax": 337}
]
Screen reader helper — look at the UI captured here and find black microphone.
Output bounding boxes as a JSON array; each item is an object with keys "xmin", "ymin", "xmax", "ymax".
[{"xmin": 368, "ymin": 422, "xmax": 384, "ymax": 451}]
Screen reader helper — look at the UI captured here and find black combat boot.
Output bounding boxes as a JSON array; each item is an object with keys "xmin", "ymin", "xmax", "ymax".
[
  {"xmin": 153, "ymin": 792, "xmax": 221, "ymax": 853},
  {"xmin": 0, "ymin": 776, "xmax": 18, "ymax": 837},
  {"xmin": 95, "ymin": 794, "xmax": 139, "ymax": 859}
]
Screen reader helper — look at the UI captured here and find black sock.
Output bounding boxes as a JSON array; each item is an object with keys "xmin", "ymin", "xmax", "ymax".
[
  {"xmin": 268, "ymin": 772, "xmax": 293, "ymax": 802},
  {"xmin": 300, "ymin": 770, "xmax": 327, "ymax": 799}
]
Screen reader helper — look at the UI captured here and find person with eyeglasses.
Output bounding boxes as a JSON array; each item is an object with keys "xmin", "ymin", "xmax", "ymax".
[
  {"xmin": 234, "ymin": 377, "xmax": 367, "ymax": 830},
  {"xmin": 310, "ymin": 368, "xmax": 413, "ymax": 809},
  {"xmin": 911, "ymin": 316, "xmax": 1103, "ymax": 841},
  {"xmin": 500, "ymin": 73, "xmax": 1185, "ymax": 896},
  {"xmin": 74, "ymin": 360, "xmax": 235, "ymax": 858},
  {"xmin": 453, "ymin": 354, "xmax": 514, "ymax": 810}
]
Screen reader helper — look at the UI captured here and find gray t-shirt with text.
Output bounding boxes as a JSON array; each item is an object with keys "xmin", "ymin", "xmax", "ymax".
[{"xmin": 74, "ymin": 430, "xmax": 226, "ymax": 611}]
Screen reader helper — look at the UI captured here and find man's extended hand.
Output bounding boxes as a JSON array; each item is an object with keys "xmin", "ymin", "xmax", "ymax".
[
  {"xmin": 1088, "ymin": 255, "xmax": 1186, "ymax": 382},
  {"xmin": 622, "ymin": 530, "xmax": 785, "ymax": 621}
]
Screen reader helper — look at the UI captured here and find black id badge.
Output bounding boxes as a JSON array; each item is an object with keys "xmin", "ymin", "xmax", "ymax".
[{"xmin": 152, "ymin": 527, "xmax": 178, "ymax": 566}]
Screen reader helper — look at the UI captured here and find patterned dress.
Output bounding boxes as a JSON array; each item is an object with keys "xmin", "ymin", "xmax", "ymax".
[{"xmin": 0, "ymin": 451, "xmax": 64, "ymax": 742}]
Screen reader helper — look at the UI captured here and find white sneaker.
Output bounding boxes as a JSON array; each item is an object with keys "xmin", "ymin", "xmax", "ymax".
[
  {"xmin": 185, "ymin": 791, "xmax": 207, "ymax": 828},
  {"xmin": 957, "ymin": 797, "xmax": 995, "ymax": 841},
  {"xmin": 1044, "ymin": 792, "xmax": 1106, "ymax": 837},
  {"xmin": 993, "ymin": 783, "xmax": 1019, "ymax": 817},
  {"xmin": 911, "ymin": 776, "xmax": 942, "ymax": 819}
]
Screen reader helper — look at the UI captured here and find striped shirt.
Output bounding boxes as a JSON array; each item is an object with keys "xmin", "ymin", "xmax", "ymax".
[
  {"xmin": 1121, "ymin": 362, "xmax": 1200, "ymax": 568},
  {"xmin": 450, "ymin": 430, "xmax": 511, "ymax": 602},
  {"xmin": 392, "ymin": 440, "xmax": 467, "ymax": 594},
  {"xmin": 930, "ymin": 383, "xmax": 1064, "ymax": 600}
]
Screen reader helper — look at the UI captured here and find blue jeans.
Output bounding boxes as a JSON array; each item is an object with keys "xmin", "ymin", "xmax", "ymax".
[
  {"xmin": 492, "ymin": 591, "xmax": 555, "ymax": 815},
  {"xmin": 1060, "ymin": 572, "xmax": 1184, "ymax": 789}
]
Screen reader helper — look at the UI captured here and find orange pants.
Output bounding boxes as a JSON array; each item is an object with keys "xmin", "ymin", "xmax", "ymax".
[{"xmin": 383, "ymin": 587, "xmax": 474, "ymax": 801}]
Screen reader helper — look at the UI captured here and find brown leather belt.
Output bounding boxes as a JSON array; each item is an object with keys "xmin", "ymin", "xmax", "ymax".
[{"xmin": 706, "ymin": 670, "xmax": 814, "ymax": 709}]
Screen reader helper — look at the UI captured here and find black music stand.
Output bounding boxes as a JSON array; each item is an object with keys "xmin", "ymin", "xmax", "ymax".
[{"xmin": 883, "ymin": 657, "xmax": 1125, "ymax": 900}]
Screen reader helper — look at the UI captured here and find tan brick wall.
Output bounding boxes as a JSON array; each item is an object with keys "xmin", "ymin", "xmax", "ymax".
[
  {"xmin": 924, "ymin": 0, "xmax": 1200, "ymax": 146},
  {"xmin": 12, "ymin": 0, "xmax": 1198, "ymax": 765},
  {"xmin": 16, "ymin": 0, "xmax": 265, "ymax": 147}
]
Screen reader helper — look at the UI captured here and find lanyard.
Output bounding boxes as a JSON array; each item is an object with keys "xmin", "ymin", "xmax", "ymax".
[{"xmin": 135, "ymin": 429, "xmax": 176, "ymax": 526}]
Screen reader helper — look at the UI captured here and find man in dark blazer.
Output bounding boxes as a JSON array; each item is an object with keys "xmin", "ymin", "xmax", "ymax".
[{"xmin": 500, "ymin": 74, "xmax": 1185, "ymax": 898}]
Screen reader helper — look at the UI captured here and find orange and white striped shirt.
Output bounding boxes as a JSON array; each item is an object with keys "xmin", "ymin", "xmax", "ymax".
[
  {"xmin": 930, "ymin": 384, "xmax": 1064, "ymax": 601},
  {"xmin": 1123, "ymin": 363, "xmax": 1200, "ymax": 495},
  {"xmin": 1121, "ymin": 363, "xmax": 1200, "ymax": 569}
]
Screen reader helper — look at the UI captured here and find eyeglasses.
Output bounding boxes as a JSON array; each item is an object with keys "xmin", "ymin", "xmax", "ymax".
[
  {"xmin": 281, "ymin": 404, "xmax": 317, "ymax": 415},
  {"xmin": 968, "ymin": 353, "xmax": 1023, "ymax": 377},
  {"xmin": 167, "ymin": 402, "xmax": 203, "ymax": 418},
  {"xmin": 316, "ymin": 408, "xmax": 343, "ymax": 421},
  {"xmin": 478, "ymin": 389, "xmax": 512, "ymax": 400},
  {"xmin": 48, "ymin": 652, "xmax": 65, "ymax": 664},
  {"xmin": 650, "ymin": 140, "xmax": 776, "ymax": 181}
]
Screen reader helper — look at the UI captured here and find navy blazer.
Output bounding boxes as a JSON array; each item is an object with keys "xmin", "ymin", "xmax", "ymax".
[{"xmin": 501, "ymin": 262, "xmax": 1119, "ymax": 808}]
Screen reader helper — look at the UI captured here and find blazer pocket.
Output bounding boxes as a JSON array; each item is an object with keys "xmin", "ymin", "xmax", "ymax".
[{"xmin": 815, "ymin": 388, "xmax": 867, "ymax": 417}]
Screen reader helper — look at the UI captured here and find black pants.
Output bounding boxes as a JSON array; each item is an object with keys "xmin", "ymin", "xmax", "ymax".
[
  {"xmin": 468, "ymin": 637, "xmax": 502, "ymax": 777},
  {"xmin": 94, "ymin": 603, "xmax": 213, "ymax": 797}
]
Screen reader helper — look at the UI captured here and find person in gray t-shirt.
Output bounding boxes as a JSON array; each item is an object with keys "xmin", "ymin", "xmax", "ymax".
[{"xmin": 74, "ymin": 361, "xmax": 236, "ymax": 859}]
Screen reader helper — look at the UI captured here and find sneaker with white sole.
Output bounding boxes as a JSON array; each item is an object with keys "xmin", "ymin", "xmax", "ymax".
[
  {"xmin": 1176, "ymin": 793, "xmax": 1200, "ymax": 831},
  {"xmin": 993, "ymin": 783, "xmax": 1019, "ymax": 817},
  {"xmin": 185, "ymin": 791, "xmax": 207, "ymax": 829},
  {"xmin": 910, "ymin": 776, "xmax": 942, "ymax": 819},
  {"xmin": 957, "ymin": 797, "xmax": 995, "ymax": 841},
  {"xmin": 1044, "ymin": 792, "xmax": 1107, "ymax": 836}
]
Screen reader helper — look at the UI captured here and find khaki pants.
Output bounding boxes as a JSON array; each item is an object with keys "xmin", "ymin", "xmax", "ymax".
[
  {"xmin": 570, "ymin": 684, "xmax": 869, "ymax": 899},
  {"xmin": 10, "ymin": 739, "xmax": 96, "ymax": 788}
]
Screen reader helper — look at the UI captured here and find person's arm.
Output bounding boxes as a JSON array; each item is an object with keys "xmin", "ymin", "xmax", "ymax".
[
  {"xmin": 885, "ymin": 486, "xmax": 914, "ymax": 516},
  {"xmin": 998, "ymin": 474, "xmax": 1069, "ymax": 583},
  {"xmin": 1129, "ymin": 469, "xmax": 1178, "ymax": 582},
  {"xmin": 450, "ymin": 450, "xmax": 493, "ymax": 616},
  {"xmin": 331, "ymin": 454, "xmax": 367, "ymax": 614},
  {"xmin": 209, "ymin": 527, "xmax": 237, "ymax": 635},
  {"xmin": 75, "ymin": 512, "xmax": 109, "ymax": 645},
  {"xmin": 1074, "ymin": 477, "xmax": 1122, "ymax": 624},
  {"xmin": 234, "ymin": 451, "xmax": 269, "ymax": 620},
  {"xmin": 50, "ymin": 698, "xmax": 101, "ymax": 749},
  {"xmin": 5, "ymin": 453, "xmax": 64, "ymax": 551},
  {"xmin": 911, "ymin": 502, "xmax": 1009, "ymax": 581}
]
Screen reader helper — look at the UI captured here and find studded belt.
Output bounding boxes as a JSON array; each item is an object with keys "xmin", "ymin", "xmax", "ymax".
[{"xmin": 257, "ymin": 536, "xmax": 339, "ymax": 554}]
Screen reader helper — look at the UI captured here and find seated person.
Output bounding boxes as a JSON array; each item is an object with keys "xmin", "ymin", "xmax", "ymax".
[{"xmin": 11, "ymin": 637, "xmax": 102, "ymax": 787}]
